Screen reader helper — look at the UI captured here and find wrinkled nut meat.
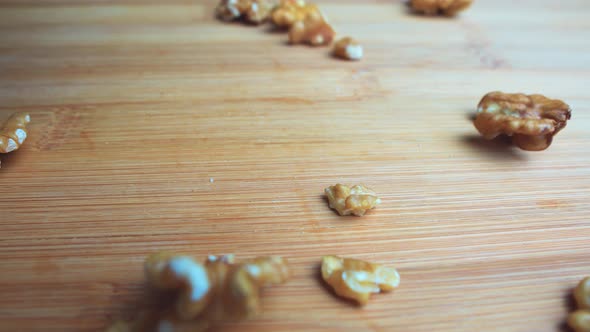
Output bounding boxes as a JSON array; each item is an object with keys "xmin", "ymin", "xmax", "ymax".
[
  {"xmin": 333, "ymin": 37, "xmax": 363, "ymax": 61},
  {"xmin": 409, "ymin": 0, "xmax": 473, "ymax": 16},
  {"xmin": 576, "ymin": 277, "xmax": 590, "ymax": 310},
  {"xmin": 288, "ymin": 14, "xmax": 335, "ymax": 46},
  {"xmin": 569, "ymin": 310, "xmax": 590, "ymax": 332},
  {"xmin": 321, "ymin": 255, "xmax": 400, "ymax": 305},
  {"xmin": 107, "ymin": 253, "xmax": 289, "ymax": 332},
  {"xmin": 325, "ymin": 184, "xmax": 380, "ymax": 216},
  {"xmin": 216, "ymin": 0, "xmax": 275, "ymax": 24},
  {"xmin": 474, "ymin": 91, "xmax": 572, "ymax": 151},
  {"xmin": 0, "ymin": 112, "xmax": 30, "ymax": 154},
  {"xmin": 271, "ymin": 0, "xmax": 321, "ymax": 28}
]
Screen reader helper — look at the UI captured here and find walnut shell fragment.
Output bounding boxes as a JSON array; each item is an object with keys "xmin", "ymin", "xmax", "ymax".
[
  {"xmin": 0, "ymin": 112, "xmax": 30, "ymax": 154},
  {"xmin": 409, "ymin": 0, "xmax": 473, "ymax": 16},
  {"xmin": 321, "ymin": 255, "xmax": 400, "ymax": 305},
  {"xmin": 474, "ymin": 91, "xmax": 572, "ymax": 151},
  {"xmin": 325, "ymin": 184, "xmax": 380, "ymax": 216},
  {"xmin": 106, "ymin": 253, "xmax": 289, "ymax": 332}
]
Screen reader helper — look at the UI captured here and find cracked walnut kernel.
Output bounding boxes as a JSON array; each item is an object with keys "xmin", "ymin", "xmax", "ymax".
[
  {"xmin": 333, "ymin": 37, "xmax": 363, "ymax": 61},
  {"xmin": 0, "ymin": 112, "xmax": 30, "ymax": 154},
  {"xmin": 409, "ymin": 0, "xmax": 473, "ymax": 16},
  {"xmin": 325, "ymin": 184, "xmax": 380, "ymax": 216},
  {"xmin": 216, "ymin": 0, "xmax": 275, "ymax": 25},
  {"xmin": 321, "ymin": 255, "xmax": 400, "ymax": 305},
  {"xmin": 107, "ymin": 253, "xmax": 289, "ymax": 332},
  {"xmin": 271, "ymin": 0, "xmax": 321, "ymax": 28},
  {"xmin": 474, "ymin": 91, "xmax": 572, "ymax": 151}
]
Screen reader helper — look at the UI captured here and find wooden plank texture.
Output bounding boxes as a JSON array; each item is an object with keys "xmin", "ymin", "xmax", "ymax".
[{"xmin": 0, "ymin": 0, "xmax": 589, "ymax": 331}]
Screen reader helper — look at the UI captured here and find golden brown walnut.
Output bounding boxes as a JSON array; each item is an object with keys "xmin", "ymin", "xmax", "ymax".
[
  {"xmin": 107, "ymin": 253, "xmax": 289, "ymax": 332},
  {"xmin": 333, "ymin": 37, "xmax": 363, "ymax": 61},
  {"xmin": 569, "ymin": 310, "xmax": 590, "ymax": 332},
  {"xmin": 324, "ymin": 184, "xmax": 380, "ymax": 217},
  {"xmin": 474, "ymin": 91, "xmax": 572, "ymax": 151},
  {"xmin": 321, "ymin": 255, "xmax": 400, "ymax": 305},
  {"xmin": 409, "ymin": 0, "xmax": 473, "ymax": 16},
  {"xmin": 271, "ymin": 0, "xmax": 321, "ymax": 28},
  {"xmin": 288, "ymin": 15, "xmax": 335, "ymax": 46},
  {"xmin": 0, "ymin": 112, "xmax": 31, "ymax": 154},
  {"xmin": 216, "ymin": 0, "xmax": 275, "ymax": 25},
  {"xmin": 575, "ymin": 277, "xmax": 590, "ymax": 310}
]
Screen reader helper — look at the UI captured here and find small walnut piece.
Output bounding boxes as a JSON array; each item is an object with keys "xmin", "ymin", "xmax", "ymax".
[
  {"xmin": 321, "ymin": 255, "xmax": 400, "ymax": 305},
  {"xmin": 474, "ymin": 91, "xmax": 572, "ymax": 151},
  {"xmin": 569, "ymin": 310, "xmax": 590, "ymax": 332},
  {"xmin": 107, "ymin": 253, "xmax": 289, "ymax": 332},
  {"xmin": 333, "ymin": 37, "xmax": 363, "ymax": 61},
  {"xmin": 288, "ymin": 14, "xmax": 335, "ymax": 46},
  {"xmin": 216, "ymin": 0, "xmax": 275, "ymax": 24},
  {"xmin": 0, "ymin": 112, "xmax": 31, "ymax": 154},
  {"xmin": 409, "ymin": 0, "xmax": 473, "ymax": 16},
  {"xmin": 271, "ymin": 0, "xmax": 321, "ymax": 28},
  {"xmin": 325, "ymin": 184, "xmax": 380, "ymax": 216},
  {"xmin": 575, "ymin": 277, "xmax": 590, "ymax": 310}
]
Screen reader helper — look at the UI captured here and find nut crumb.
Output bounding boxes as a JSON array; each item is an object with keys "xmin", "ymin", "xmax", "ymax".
[
  {"xmin": 474, "ymin": 91, "xmax": 572, "ymax": 151},
  {"xmin": 409, "ymin": 0, "xmax": 473, "ymax": 16},
  {"xmin": 325, "ymin": 184, "xmax": 380, "ymax": 216},
  {"xmin": 333, "ymin": 37, "xmax": 363, "ymax": 61},
  {"xmin": 321, "ymin": 255, "xmax": 400, "ymax": 305}
]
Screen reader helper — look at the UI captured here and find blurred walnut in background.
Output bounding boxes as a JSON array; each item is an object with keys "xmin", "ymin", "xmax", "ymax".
[{"xmin": 409, "ymin": 0, "xmax": 473, "ymax": 16}]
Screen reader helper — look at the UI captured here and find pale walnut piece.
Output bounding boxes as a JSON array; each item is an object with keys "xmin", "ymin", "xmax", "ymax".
[
  {"xmin": 474, "ymin": 91, "xmax": 572, "ymax": 151},
  {"xmin": 575, "ymin": 277, "xmax": 590, "ymax": 310},
  {"xmin": 409, "ymin": 0, "xmax": 473, "ymax": 16},
  {"xmin": 325, "ymin": 184, "xmax": 380, "ymax": 216},
  {"xmin": 106, "ymin": 253, "xmax": 289, "ymax": 332},
  {"xmin": 0, "ymin": 112, "xmax": 30, "ymax": 154},
  {"xmin": 216, "ymin": 0, "xmax": 276, "ymax": 25},
  {"xmin": 569, "ymin": 310, "xmax": 590, "ymax": 332},
  {"xmin": 271, "ymin": 0, "xmax": 321, "ymax": 28},
  {"xmin": 321, "ymin": 255, "xmax": 400, "ymax": 305},
  {"xmin": 333, "ymin": 37, "xmax": 363, "ymax": 61}
]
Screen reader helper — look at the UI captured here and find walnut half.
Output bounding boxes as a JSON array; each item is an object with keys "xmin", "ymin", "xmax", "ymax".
[
  {"xmin": 271, "ymin": 0, "xmax": 321, "ymax": 28},
  {"xmin": 409, "ymin": 0, "xmax": 473, "ymax": 16},
  {"xmin": 107, "ymin": 253, "xmax": 289, "ymax": 332},
  {"xmin": 0, "ymin": 112, "xmax": 30, "ymax": 154},
  {"xmin": 325, "ymin": 184, "xmax": 380, "ymax": 216},
  {"xmin": 288, "ymin": 14, "xmax": 335, "ymax": 46},
  {"xmin": 575, "ymin": 277, "xmax": 590, "ymax": 310},
  {"xmin": 321, "ymin": 255, "xmax": 400, "ymax": 305},
  {"xmin": 474, "ymin": 91, "xmax": 572, "ymax": 151},
  {"xmin": 569, "ymin": 310, "xmax": 590, "ymax": 332},
  {"xmin": 216, "ymin": 0, "xmax": 275, "ymax": 25}
]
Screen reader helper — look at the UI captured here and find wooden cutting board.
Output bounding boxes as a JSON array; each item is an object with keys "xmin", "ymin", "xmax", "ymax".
[{"xmin": 1, "ymin": 1, "xmax": 589, "ymax": 331}]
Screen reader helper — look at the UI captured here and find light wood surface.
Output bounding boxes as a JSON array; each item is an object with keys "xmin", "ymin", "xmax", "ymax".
[{"xmin": 1, "ymin": 1, "xmax": 589, "ymax": 331}]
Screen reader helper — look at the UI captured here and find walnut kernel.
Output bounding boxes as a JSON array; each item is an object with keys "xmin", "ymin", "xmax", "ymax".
[
  {"xmin": 321, "ymin": 255, "xmax": 400, "ymax": 305},
  {"xmin": 333, "ymin": 37, "xmax": 363, "ymax": 61},
  {"xmin": 575, "ymin": 277, "xmax": 590, "ymax": 310},
  {"xmin": 216, "ymin": 0, "xmax": 275, "ymax": 25},
  {"xmin": 108, "ymin": 253, "xmax": 289, "ymax": 331},
  {"xmin": 409, "ymin": 0, "xmax": 473, "ymax": 16},
  {"xmin": 288, "ymin": 14, "xmax": 335, "ymax": 46},
  {"xmin": 271, "ymin": 0, "xmax": 321, "ymax": 28},
  {"xmin": 0, "ymin": 112, "xmax": 30, "ymax": 154},
  {"xmin": 324, "ymin": 184, "xmax": 380, "ymax": 216},
  {"xmin": 474, "ymin": 91, "xmax": 572, "ymax": 151},
  {"xmin": 568, "ymin": 310, "xmax": 590, "ymax": 332}
]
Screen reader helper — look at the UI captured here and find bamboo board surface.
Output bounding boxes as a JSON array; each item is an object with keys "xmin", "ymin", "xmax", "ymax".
[{"xmin": 0, "ymin": 0, "xmax": 589, "ymax": 331}]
